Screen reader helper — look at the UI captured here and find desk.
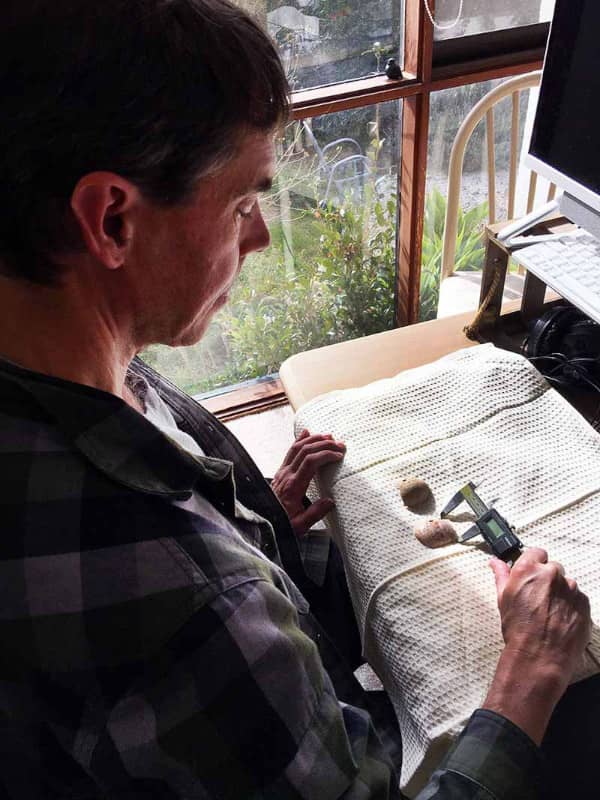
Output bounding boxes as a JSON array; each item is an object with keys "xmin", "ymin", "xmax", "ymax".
[
  {"xmin": 289, "ymin": 339, "xmax": 600, "ymax": 797},
  {"xmin": 476, "ymin": 215, "xmax": 569, "ymax": 333},
  {"xmin": 280, "ymin": 310, "xmax": 482, "ymax": 411},
  {"xmin": 279, "ymin": 276, "xmax": 600, "ymax": 797}
]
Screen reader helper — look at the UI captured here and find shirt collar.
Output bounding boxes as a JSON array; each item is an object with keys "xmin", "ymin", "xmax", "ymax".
[{"xmin": 0, "ymin": 358, "xmax": 234, "ymax": 502}]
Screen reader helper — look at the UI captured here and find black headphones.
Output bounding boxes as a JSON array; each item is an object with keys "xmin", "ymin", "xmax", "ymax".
[{"xmin": 523, "ymin": 305, "xmax": 600, "ymax": 391}]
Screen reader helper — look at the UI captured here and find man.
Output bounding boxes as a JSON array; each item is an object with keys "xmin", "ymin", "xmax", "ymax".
[{"xmin": 0, "ymin": 1, "xmax": 591, "ymax": 798}]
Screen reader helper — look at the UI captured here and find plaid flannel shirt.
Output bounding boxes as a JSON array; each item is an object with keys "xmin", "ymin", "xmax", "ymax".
[{"xmin": 0, "ymin": 357, "xmax": 549, "ymax": 798}]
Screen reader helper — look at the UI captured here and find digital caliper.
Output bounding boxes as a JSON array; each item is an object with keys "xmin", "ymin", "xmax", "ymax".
[{"xmin": 440, "ymin": 481, "xmax": 522, "ymax": 563}]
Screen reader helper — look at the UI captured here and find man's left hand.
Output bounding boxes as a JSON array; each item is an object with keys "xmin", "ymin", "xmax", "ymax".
[{"xmin": 271, "ymin": 429, "xmax": 345, "ymax": 537}]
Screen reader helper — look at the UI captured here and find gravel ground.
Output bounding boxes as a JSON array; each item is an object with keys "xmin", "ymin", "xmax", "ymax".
[{"xmin": 426, "ymin": 168, "xmax": 511, "ymax": 220}]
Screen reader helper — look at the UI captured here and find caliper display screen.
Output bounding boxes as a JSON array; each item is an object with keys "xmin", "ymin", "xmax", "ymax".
[{"xmin": 485, "ymin": 518, "xmax": 505, "ymax": 540}]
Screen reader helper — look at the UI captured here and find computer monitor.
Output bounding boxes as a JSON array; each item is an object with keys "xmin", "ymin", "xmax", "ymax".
[{"xmin": 526, "ymin": 0, "xmax": 600, "ymax": 239}]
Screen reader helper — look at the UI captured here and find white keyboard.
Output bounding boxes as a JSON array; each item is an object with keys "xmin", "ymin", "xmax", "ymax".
[{"xmin": 513, "ymin": 231, "xmax": 600, "ymax": 325}]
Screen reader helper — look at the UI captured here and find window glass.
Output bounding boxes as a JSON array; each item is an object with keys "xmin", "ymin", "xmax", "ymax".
[
  {"xmin": 141, "ymin": 102, "xmax": 401, "ymax": 396},
  {"xmin": 432, "ymin": 0, "xmax": 554, "ymax": 40},
  {"xmin": 235, "ymin": 1, "xmax": 404, "ymax": 90},
  {"xmin": 419, "ymin": 80, "xmax": 531, "ymax": 320}
]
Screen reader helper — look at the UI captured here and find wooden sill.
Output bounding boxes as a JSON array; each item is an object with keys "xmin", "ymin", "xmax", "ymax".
[
  {"xmin": 431, "ymin": 53, "xmax": 543, "ymax": 90},
  {"xmin": 291, "ymin": 72, "xmax": 419, "ymax": 118},
  {"xmin": 196, "ymin": 376, "xmax": 288, "ymax": 423}
]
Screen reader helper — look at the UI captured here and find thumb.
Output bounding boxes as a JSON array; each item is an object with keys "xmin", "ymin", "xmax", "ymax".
[
  {"xmin": 489, "ymin": 557, "xmax": 511, "ymax": 602},
  {"xmin": 291, "ymin": 498, "xmax": 335, "ymax": 536}
]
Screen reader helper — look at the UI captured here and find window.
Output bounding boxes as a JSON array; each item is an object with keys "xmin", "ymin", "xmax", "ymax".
[
  {"xmin": 140, "ymin": 0, "xmax": 549, "ymax": 412},
  {"xmin": 432, "ymin": 0, "xmax": 554, "ymax": 40},
  {"xmin": 144, "ymin": 103, "xmax": 401, "ymax": 395},
  {"xmin": 240, "ymin": 1, "xmax": 404, "ymax": 90},
  {"xmin": 420, "ymin": 79, "xmax": 531, "ymax": 320}
]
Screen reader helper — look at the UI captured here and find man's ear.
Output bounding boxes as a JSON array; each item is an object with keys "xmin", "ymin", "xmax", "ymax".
[{"xmin": 70, "ymin": 172, "xmax": 140, "ymax": 270}]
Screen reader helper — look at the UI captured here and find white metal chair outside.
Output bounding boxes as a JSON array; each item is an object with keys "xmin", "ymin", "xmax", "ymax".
[
  {"xmin": 302, "ymin": 120, "xmax": 371, "ymax": 204},
  {"xmin": 437, "ymin": 70, "xmax": 556, "ymax": 318}
]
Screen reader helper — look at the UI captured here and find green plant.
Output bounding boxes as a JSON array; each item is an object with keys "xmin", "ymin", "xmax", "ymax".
[
  {"xmin": 141, "ymin": 185, "xmax": 489, "ymax": 394},
  {"xmin": 419, "ymin": 186, "xmax": 488, "ymax": 321},
  {"xmin": 209, "ymin": 192, "xmax": 397, "ymax": 385},
  {"xmin": 314, "ymin": 197, "xmax": 396, "ymax": 337},
  {"xmin": 361, "ymin": 40, "xmax": 392, "ymax": 73}
]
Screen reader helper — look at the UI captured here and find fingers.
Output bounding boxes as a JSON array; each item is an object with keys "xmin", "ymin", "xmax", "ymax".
[
  {"xmin": 275, "ymin": 430, "xmax": 346, "ymax": 536},
  {"xmin": 277, "ymin": 436, "xmax": 346, "ymax": 499},
  {"xmin": 290, "ymin": 438, "xmax": 345, "ymax": 473},
  {"xmin": 291, "ymin": 497, "xmax": 335, "ymax": 535},
  {"xmin": 563, "ymin": 580, "xmax": 591, "ymax": 644},
  {"xmin": 295, "ymin": 449, "xmax": 345, "ymax": 487},
  {"xmin": 578, "ymin": 592, "xmax": 593, "ymax": 640},
  {"xmin": 565, "ymin": 576, "xmax": 578, "ymax": 593},
  {"xmin": 509, "ymin": 548, "xmax": 571, "ymax": 594},
  {"xmin": 547, "ymin": 560, "xmax": 565, "ymax": 578},
  {"xmin": 280, "ymin": 429, "xmax": 311, "ymax": 467},
  {"xmin": 490, "ymin": 549, "xmax": 571, "ymax": 608},
  {"xmin": 489, "ymin": 558, "xmax": 511, "ymax": 600},
  {"xmin": 282, "ymin": 430, "xmax": 337, "ymax": 468},
  {"xmin": 513, "ymin": 547, "xmax": 548, "ymax": 569},
  {"xmin": 536, "ymin": 559, "xmax": 566, "ymax": 586}
]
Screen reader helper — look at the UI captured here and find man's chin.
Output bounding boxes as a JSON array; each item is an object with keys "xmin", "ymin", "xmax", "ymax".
[
  {"xmin": 173, "ymin": 307, "xmax": 224, "ymax": 348},
  {"xmin": 172, "ymin": 320, "xmax": 210, "ymax": 348},
  {"xmin": 163, "ymin": 293, "xmax": 231, "ymax": 348}
]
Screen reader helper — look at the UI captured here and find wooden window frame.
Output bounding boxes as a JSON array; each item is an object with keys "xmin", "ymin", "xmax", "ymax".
[{"xmin": 204, "ymin": 0, "xmax": 546, "ymax": 418}]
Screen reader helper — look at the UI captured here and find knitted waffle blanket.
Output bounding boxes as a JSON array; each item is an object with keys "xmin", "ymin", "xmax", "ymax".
[{"xmin": 294, "ymin": 344, "xmax": 600, "ymax": 796}]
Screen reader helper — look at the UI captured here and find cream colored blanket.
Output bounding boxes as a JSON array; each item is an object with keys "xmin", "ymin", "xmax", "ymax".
[{"xmin": 294, "ymin": 344, "xmax": 600, "ymax": 796}]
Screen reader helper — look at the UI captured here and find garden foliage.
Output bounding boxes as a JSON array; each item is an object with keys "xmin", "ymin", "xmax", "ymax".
[
  {"xmin": 142, "ymin": 188, "xmax": 487, "ymax": 394},
  {"xmin": 419, "ymin": 187, "xmax": 488, "ymax": 321},
  {"xmin": 216, "ymin": 195, "xmax": 397, "ymax": 386}
]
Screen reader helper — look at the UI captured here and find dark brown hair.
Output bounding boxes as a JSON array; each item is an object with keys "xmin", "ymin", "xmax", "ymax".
[{"xmin": 0, "ymin": 0, "xmax": 289, "ymax": 284}]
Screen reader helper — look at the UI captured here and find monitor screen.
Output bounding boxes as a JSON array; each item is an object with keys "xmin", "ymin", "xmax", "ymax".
[{"xmin": 530, "ymin": 0, "xmax": 600, "ymax": 198}]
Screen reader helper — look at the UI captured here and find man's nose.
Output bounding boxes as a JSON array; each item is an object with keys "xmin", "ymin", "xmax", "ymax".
[{"xmin": 243, "ymin": 203, "xmax": 271, "ymax": 255}]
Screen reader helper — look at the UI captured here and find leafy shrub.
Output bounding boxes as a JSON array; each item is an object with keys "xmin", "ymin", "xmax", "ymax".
[
  {"xmin": 311, "ymin": 198, "xmax": 396, "ymax": 337},
  {"xmin": 419, "ymin": 187, "xmax": 488, "ymax": 321},
  {"xmin": 218, "ymin": 195, "xmax": 397, "ymax": 384},
  {"xmin": 140, "ymin": 187, "xmax": 488, "ymax": 393}
]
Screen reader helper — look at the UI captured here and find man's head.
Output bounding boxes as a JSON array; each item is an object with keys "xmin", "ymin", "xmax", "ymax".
[{"xmin": 0, "ymin": 0, "xmax": 289, "ymax": 286}]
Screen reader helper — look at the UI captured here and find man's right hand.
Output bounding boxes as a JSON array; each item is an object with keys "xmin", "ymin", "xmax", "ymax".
[{"xmin": 483, "ymin": 547, "xmax": 592, "ymax": 745}]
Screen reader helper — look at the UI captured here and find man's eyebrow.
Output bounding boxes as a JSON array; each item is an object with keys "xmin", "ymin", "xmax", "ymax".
[
  {"xmin": 238, "ymin": 177, "xmax": 273, "ymax": 196},
  {"xmin": 254, "ymin": 176, "xmax": 273, "ymax": 193}
]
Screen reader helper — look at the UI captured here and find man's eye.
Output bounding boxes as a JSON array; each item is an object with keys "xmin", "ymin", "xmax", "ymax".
[{"xmin": 237, "ymin": 201, "xmax": 256, "ymax": 219}]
